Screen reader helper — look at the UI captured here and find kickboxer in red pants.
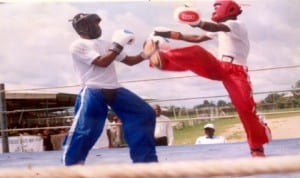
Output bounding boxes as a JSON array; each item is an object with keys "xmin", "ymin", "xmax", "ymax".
[{"xmin": 144, "ymin": 0, "xmax": 271, "ymax": 157}]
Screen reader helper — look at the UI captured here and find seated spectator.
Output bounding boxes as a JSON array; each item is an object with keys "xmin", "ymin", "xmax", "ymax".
[{"xmin": 195, "ymin": 123, "xmax": 226, "ymax": 145}]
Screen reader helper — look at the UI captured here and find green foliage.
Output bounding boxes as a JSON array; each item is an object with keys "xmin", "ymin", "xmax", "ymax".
[
  {"xmin": 217, "ymin": 100, "xmax": 228, "ymax": 107},
  {"xmin": 292, "ymin": 80, "xmax": 300, "ymax": 98},
  {"xmin": 263, "ymin": 93, "xmax": 285, "ymax": 103},
  {"xmin": 173, "ymin": 111, "xmax": 300, "ymax": 145},
  {"xmin": 193, "ymin": 100, "xmax": 216, "ymax": 109}
]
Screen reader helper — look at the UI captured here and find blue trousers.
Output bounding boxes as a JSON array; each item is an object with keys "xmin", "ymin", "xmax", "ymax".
[{"xmin": 62, "ymin": 87, "xmax": 158, "ymax": 165}]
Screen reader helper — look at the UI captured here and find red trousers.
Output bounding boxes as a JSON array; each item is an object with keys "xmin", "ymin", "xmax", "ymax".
[{"xmin": 155, "ymin": 45, "xmax": 270, "ymax": 149}]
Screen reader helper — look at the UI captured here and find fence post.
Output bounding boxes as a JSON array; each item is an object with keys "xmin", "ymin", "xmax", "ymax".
[{"xmin": 0, "ymin": 83, "xmax": 9, "ymax": 153}]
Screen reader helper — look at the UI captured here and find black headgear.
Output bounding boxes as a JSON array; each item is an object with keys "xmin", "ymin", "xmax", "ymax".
[{"xmin": 71, "ymin": 13, "xmax": 102, "ymax": 39}]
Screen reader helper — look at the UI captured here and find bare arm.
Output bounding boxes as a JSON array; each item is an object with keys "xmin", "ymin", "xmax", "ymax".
[
  {"xmin": 196, "ymin": 21, "xmax": 230, "ymax": 32},
  {"xmin": 92, "ymin": 50, "xmax": 119, "ymax": 67},
  {"xmin": 174, "ymin": 21, "xmax": 230, "ymax": 42},
  {"xmin": 92, "ymin": 50, "xmax": 145, "ymax": 67},
  {"xmin": 154, "ymin": 21, "xmax": 230, "ymax": 43},
  {"xmin": 179, "ymin": 34, "xmax": 211, "ymax": 43},
  {"xmin": 121, "ymin": 54, "xmax": 145, "ymax": 66},
  {"xmin": 154, "ymin": 30, "xmax": 212, "ymax": 43}
]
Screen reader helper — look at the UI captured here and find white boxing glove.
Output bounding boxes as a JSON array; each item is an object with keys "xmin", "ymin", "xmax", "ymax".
[
  {"xmin": 149, "ymin": 35, "xmax": 171, "ymax": 51},
  {"xmin": 110, "ymin": 29, "xmax": 135, "ymax": 54},
  {"xmin": 147, "ymin": 27, "xmax": 172, "ymax": 51},
  {"xmin": 173, "ymin": 6, "xmax": 201, "ymax": 26},
  {"xmin": 140, "ymin": 30, "xmax": 171, "ymax": 61}
]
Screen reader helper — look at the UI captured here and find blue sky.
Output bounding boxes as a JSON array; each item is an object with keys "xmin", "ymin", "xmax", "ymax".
[{"xmin": 0, "ymin": 0, "xmax": 299, "ymax": 107}]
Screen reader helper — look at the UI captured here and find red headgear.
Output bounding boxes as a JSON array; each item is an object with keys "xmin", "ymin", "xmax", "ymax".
[{"xmin": 211, "ymin": 0, "xmax": 242, "ymax": 22}]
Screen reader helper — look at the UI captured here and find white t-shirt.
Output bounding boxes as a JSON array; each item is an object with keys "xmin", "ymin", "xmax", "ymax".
[
  {"xmin": 206, "ymin": 20, "xmax": 250, "ymax": 66},
  {"xmin": 154, "ymin": 115, "xmax": 174, "ymax": 146},
  {"xmin": 70, "ymin": 38, "xmax": 127, "ymax": 89},
  {"xmin": 195, "ymin": 135, "xmax": 226, "ymax": 145}
]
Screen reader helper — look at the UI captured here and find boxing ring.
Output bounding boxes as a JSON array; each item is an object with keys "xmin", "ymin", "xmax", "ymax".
[
  {"xmin": 1, "ymin": 65, "xmax": 300, "ymax": 177},
  {"xmin": 0, "ymin": 138, "xmax": 300, "ymax": 177}
]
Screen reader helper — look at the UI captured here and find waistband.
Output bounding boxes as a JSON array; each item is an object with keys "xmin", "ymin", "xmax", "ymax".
[
  {"xmin": 221, "ymin": 55, "xmax": 248, "ymax": 71},
  {"xmin": 221, "ymin": 55, "xmax": 245, "ymax": 66}
]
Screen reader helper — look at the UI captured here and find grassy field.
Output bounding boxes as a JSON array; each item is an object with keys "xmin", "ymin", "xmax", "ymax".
[
  {"xmin": 173, "ymin": 117, "xmax": 238, "ymax": 145},
  {"xmin": 173, "ymin": 111, "xmax": 300, "ymax": 145}
]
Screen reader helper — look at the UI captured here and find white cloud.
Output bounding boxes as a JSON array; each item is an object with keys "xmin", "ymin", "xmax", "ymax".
[
  {"xmin": 0, "ymin": 1, "xmax": 299, "ymax": 108},
  {"xmin": 0, "ymin": 3, "xmax": 78, "ymax": 90}
]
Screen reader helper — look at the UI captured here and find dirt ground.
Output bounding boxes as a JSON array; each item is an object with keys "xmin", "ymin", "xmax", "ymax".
[{"xmin": 221, "ymin": 116, "xmax": 300, "ymax": 142}]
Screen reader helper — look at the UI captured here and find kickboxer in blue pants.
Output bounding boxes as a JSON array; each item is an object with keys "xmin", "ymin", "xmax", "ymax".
[{"xmin": 62, "ymin": 13, "xmax": 157, "ymax": 165}]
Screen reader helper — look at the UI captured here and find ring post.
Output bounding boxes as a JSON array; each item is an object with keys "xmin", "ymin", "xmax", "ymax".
[{"xmin": 0, "ymin": 83, "xmax": 9, "ymax": 153}]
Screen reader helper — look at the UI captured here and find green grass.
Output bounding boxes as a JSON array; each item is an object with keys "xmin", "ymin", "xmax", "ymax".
[
  {"xmin": 173, "ymin": 117, "xmax": 239, "ymax": 145},
  {"xmin": 263, "ymin": 111, "xmax": 299, "ymax": 119},
  {"xmin": 173, "ymin": 111, "xmax": 300, "ymax": 145},
  {"xmin": 226, "ymin": 130, "xmax": 244, "ymax": 140}
]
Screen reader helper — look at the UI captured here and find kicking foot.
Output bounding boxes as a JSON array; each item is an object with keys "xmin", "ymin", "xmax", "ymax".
[
  {"xmin": 251, "ymin": 147, "xmax": 265, "ymax": 157},
  {"xmin": 143, "ymin": 39, "xmax": 162, "ymax": 69}
]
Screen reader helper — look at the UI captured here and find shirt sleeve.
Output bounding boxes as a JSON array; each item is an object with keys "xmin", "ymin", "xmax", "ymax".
[
  {"xmin": 223, "ymin": 20, "xmax": 238, "ymax": 30},
  {"xmin": 70, "ymin": 42, "xmax": 99, "ymax": 65},
  {"xmin": 206, "ymin": 20, "xmax": 238, "ymax": 39}
]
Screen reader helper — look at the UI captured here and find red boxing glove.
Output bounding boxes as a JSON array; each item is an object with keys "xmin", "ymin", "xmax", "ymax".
[{"xmin": 174, "ymin": 6, "xmax": 201, "ymax": 26}]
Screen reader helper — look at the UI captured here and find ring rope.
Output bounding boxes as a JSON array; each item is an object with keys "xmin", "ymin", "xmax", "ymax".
[
  {"xmin": 1, "ymin": 88, "xmax": 298, "ymax": 114},
  {"xmin": 120, "ymin": 65, "xmax": 300, "ymax": 84},
  {"xmin": 1, "ymin": 64, "xmax": 299, "ymax": 93},
  {"xmin": 0, "ymin": 109, "xmax": 299, "ymax": 133},
  {"xmin": 0, "ymin": 110, "xmax": 299, "ymax": 132},
  {"xmin": 0, "ymin": 154, "xmax": 300, "ymax": 178},
  {"xmin": 1, "ymin": 106, "xmax": 73, "ymax": 114},
  {"xmin": 155, "ymin": 88, "xmax": 298, "ymax": 102}
]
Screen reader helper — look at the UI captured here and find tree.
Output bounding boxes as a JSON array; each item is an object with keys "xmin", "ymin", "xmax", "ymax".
[
  {"xmin": 217, "ymin": 100, "xmax": 227, "ymax": 107},
  {"xmin": 292, "ymin": 80, "xmax": 300, "ymax": 98},
  {"xmin": 263, "ymin": 93, "xmax": 285, "ymax": 103}
]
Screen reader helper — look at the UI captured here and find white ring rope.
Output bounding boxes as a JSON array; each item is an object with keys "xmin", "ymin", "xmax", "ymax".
[
  {"xmin": 0, "ymin": 154, "xmax": 300, "ymax": 178},
  {"xmin": 0, "ymin": 110, "xmax": 299, "ymax": 133},
  {"xmin": 1, "ymin": 65, "xmax": 299, "ymax": 93},
  {"xmin": 0, "ymin": 65, "xmax": 299, "ymax": 177},
  {"xmin": 1, "ymin": 88, "xmax": 298, "ymax": 114}
]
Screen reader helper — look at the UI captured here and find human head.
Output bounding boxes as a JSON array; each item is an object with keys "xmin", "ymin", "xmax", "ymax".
[
  {"xmin": 153, "ymin": 104, "xmax": 161, "ymax": 117},
  {"xmin": 211, "ymin": 0, "xmax": 242, "ymax": 22},
  {"xmin": 113, "ymin": 116, "xmax": 120, "ymax": 123},
  {"xmin": 71, "ymin": 13, "xmax": 102, "ymax": 39},
  {"xmin": 203, "ymin": 123, "xmax": 215, "ymax": 138}
]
